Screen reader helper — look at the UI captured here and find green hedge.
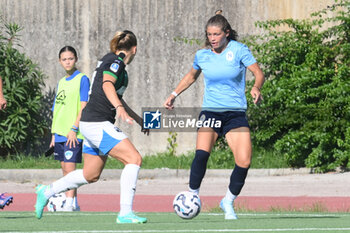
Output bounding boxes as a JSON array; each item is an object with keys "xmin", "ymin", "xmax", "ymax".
[
  {"xmin": 245, "ymin": 0, "xmax": 350, "ymax": 172},
  {"xmin": 0, "ymin": 17, "xmax": 49, "ymax": 157}
]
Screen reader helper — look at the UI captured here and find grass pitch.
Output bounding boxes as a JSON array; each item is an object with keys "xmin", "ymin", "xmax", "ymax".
[{"xmin": 1, "ymin": 211, "xmax": 350, "ymax": 233}]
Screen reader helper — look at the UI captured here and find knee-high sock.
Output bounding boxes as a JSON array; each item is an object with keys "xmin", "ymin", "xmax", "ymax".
[
  {"xmin": 228, "ymin": 165, "xmax": 249, "ymax": 196},
  {"xmin": 119, "ymin": 164, "xmax": 140, "ymax": 216},
  {"xmin": 44, "ymin": 170, "xmax": 88, "ymax": 199},
  {"xmin": 189, "ymin": 150, "xmax": 210, "ymax": 191}
]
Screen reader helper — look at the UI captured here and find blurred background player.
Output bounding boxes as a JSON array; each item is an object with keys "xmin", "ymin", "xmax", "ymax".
[
  {"xmin": 164, "ymin": 11, "xmax": 265, "ymax": 220},
  {"xmin": 35, "ymin": 30, "xmax": 148, "ymax": 224},
  {"xmin": 50, "ymin": 46, "xmax": 90, "ymax": 211},
  {"xmin": 0, "ymin": 76, "xmax": 13, "ymax": 209}
]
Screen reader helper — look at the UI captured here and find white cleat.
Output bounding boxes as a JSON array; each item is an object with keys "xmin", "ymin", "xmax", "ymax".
[{"xmin": 220, "ymin": 198, "xmax": 238, "ymax": 220}]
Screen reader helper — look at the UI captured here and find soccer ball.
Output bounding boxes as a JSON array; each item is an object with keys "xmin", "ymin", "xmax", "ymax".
[
  {"xmin": 47, "ymin": 193, "xmax": 66, "ymax": 212},
  {"xmin": 173, "ymin": 191, "xmax": 201, "ymax": 219}
]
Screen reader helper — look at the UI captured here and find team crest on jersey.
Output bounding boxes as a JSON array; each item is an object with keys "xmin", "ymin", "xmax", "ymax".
[
  {"xmin": 110, "ymin": 63, "xmax": 119, "ymax": 73},
  {"xmin": 226, "ymin": 51, "xmax": 234, "ymax": 61},
  {"xmin": 65, "ymin": 150, "xmax": 73, "ymax": 160}
]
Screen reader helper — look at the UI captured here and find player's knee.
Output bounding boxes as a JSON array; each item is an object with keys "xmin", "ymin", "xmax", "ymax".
[
  {"xmin": 124, "ymin": 153, "xmax": 142, "ymax": 166},
  {"xmin": 235, "ymin": 159, "xmax": 251, "ymax": 168},
  {"xmin": 132, "ymin": 154, "xmax": 143, "ymax": 166},
  {"xmin": 84, "ymin": 173, "xmax": 101, "ymax": 183}
]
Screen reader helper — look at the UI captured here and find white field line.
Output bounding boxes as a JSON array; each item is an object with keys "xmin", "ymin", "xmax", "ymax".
[{"xmin": 4, "ymin": 228, "xmax": 350, "ymax": 233}]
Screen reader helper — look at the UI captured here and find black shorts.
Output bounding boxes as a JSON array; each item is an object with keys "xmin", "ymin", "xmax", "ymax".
[
  {"xmin": 198, "ymin": 111, "xmax": 249, "ymax": 137},
  {"xmin": 54, "ymin": 141, "xmax": 83, "ymax": 163}
]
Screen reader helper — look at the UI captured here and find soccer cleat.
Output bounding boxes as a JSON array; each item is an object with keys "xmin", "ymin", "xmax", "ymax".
[
  {"xmin": 116, "ymin": 212, "xmax": 147, "ymax": 224},
  {"xmin": 73, "ymin": 205, "xmax": 81, "ymax": 211},
  {"xmin": 35, "ymin": 185, "xmax": 49, "ymax": 219},
  {"xmin": 220, "ymin": 198, "xmax": 238, "ymax": 220},
  {"xmin": 0, "ymin": 193, "xmax": 13, "ymax": 209}
]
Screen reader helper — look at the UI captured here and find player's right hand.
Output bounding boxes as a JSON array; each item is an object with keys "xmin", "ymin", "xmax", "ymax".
[{"xmin": 164, "ymin": 96, "xmax": 176, "ymax": 109}]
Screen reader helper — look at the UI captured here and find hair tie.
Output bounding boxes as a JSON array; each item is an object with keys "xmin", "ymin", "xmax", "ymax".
[{"xmin": 215, "ymin": 10, "xmax": 222, "ymax": 15}]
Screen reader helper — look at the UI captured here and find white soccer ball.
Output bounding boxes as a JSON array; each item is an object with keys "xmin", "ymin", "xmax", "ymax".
[
  {"xmin": 173, "ymin": 191, "xmax": 201, "ymax": 219},
  {"xmin": 47, "ymin": 193, "xmax": 66, "ymax": 212}
]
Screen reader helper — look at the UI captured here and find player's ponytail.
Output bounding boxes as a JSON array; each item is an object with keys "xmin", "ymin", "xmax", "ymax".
[
  {"xmin": 110, "ymin": 30, "xmax": 137, "ymax": 53},
  {"xmin": 204, "ymin": 10, "xmax": 238, "ymax": 48}
]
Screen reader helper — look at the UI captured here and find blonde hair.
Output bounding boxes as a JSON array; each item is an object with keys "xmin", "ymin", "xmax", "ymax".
[{"xmin": 110, "ymin": 30, "xmax": 137, "ymax": 53}]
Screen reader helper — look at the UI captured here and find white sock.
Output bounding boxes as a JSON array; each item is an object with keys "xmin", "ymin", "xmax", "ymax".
[
  {"xmin": 65, "ymin": 197, "xmax": 74, "ymax": 207},
  {"xmin": 224, "ymin": 189, "xmax": 237, "ymax": 203},
  {"xmin": 119, "ymin": 164, "xmax": 140, "ymax": 216},
  {"xmin": 189, "ymin": 187, "xmax": 199, "ymax": 195},
  {"xmin": 44, "ymin": 170, "xmax": 88, "ymax": 199}
]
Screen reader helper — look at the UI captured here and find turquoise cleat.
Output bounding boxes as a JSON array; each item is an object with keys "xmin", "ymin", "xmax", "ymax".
[
  {"xmin": 116, "ymin": 212, "xmax": 147, "ymax": 224},
  {"xmin": 220, "ymin": 198, "xmax": 238, "ymax": 220},
  {"xmin": 35, "ymin": 185, "xmax": 49, "ymax": 219}
]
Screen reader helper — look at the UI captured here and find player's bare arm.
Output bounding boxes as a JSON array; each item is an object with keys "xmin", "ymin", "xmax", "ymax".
[
  {"xmin": 164, "ymin": 68, "xmax": 201, "ymax": 109},
  {"xmin": 248, "ymin": 63, "xmax": 265, "ymax": 104},
  {"xmin": 102, "ymin": 73, "xmax": 133, "ymax": 124},
  {"xmin": 120, "ymin": 98, "xmax": 149, "ymax": 135}
]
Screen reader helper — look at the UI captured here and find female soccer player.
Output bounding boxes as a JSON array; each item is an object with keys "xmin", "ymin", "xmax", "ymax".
[
  {"xmin": 35, "ymin": 30, "xmax": 147, "ymax": 224},
  {"xmin": 164, "ymin": 11, "xmax": 265, "ymax": 220},
  {"xmin": 50, "ymin": 46, "xmax": 90, "ymax": 211}
]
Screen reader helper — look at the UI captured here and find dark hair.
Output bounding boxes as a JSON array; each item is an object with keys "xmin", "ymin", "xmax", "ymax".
[
  {"xmin": 204, "ymin": 10, "xmax": 238, "ymax": 47},
  {"xmin": 110, "ymin": 30, "xmax": 137, "ymax": 53},
  {"xmin": 58, "ymin": 46, "xmax": 78, "ymax": 59}
]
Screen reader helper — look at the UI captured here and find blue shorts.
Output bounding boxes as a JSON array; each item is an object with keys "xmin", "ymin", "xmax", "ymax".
[
  {"xmin": 54, "ymin": 141, "xmax": 82, "ymax": 163},
  {"xmin": 198, "ymin": 111, "xmax": 249, "ymax": 137},
  {"xmin": 80, "ymin": 121, "xmax": 128, "ymax": 156}
]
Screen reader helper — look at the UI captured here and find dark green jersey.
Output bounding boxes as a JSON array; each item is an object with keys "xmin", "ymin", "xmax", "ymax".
[{"xmin": 81, "ymin": 53, "xmax": 128, "ymax": 123}]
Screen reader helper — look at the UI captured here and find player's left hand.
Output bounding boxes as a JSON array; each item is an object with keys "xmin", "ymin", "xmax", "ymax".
[
  {"xmin": 0, "ymin": 97, "xmax": 7, "ymax": 110},
  {"xmin": 250, "ymin": 86, "xmax": 263, "ymax": 104},
  {"xmin": 116, "ymin": 106, "xmax": 134, "ymax": 125}
]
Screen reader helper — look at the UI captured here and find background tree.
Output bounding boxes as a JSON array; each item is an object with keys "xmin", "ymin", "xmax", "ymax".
[
  {"xmin": 245, "ymin": 0, "xmax": 350, "ymax": 172},
  {"xmin": 0, "ymin": 16, "xmax": 49, "ymax": 157}
]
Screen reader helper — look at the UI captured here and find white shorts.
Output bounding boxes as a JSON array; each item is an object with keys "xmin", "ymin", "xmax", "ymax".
[{"xmin": 80, "ymin": 121, "xmax": 127, "ymax": 156}]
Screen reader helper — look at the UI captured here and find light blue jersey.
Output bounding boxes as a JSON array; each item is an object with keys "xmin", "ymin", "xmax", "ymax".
[{"xmin": 193, "ymin": 40, "xmax": 256, "ymax": 111}]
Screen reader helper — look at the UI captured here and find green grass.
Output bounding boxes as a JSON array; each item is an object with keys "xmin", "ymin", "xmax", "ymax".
[
  {"xmin": 0, "ymin": 145, "xmax": 288, "ymax": 169},
  {"xmin": 1, "ymin": 212, "xmax": 350, "ymax": 233}
]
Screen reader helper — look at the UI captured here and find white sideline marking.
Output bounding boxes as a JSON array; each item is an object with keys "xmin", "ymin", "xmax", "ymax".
[
  {"xmin": 4, "ymin": 228, "xmax": 350, "ymax": 233},
  {"xmin": 4, "ymin": 212, "xmax": 350, "ymax": 217}
]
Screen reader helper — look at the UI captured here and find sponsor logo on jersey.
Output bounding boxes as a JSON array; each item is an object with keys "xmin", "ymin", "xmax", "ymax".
[
  {"xmin": 55, "ymin": 90, "xmax": 66, "ymax": 105},
  {"xmin": 110, "ymin": 63, "xmax": 120, "ymax": 73},
  {"xmin": 114, "ymin": 126, "xmax": 122, "ymax": 132}
]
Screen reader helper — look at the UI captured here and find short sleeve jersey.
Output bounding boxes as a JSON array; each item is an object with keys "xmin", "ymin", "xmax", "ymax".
[
  {"xmin": 193, "ymin": 40, "xmax": 256, "ymax": 111},
  {"xmin": 81, "ymin": 53, "xmax": 128, "ymax": 123}
]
